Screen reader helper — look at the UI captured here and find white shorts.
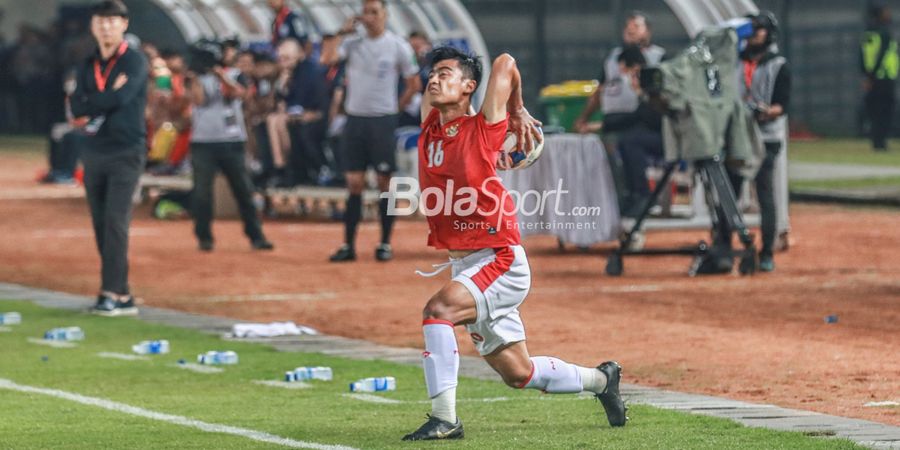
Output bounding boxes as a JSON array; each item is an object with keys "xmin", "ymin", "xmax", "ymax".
[{"xmin": 450, "ymin": 245, "xmax": 531, "ymax": 355}]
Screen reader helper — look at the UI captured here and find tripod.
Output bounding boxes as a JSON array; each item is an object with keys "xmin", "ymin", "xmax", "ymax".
[{"xmin": 605, "ymin": 155, "xmax": 758, "ymax": 276}]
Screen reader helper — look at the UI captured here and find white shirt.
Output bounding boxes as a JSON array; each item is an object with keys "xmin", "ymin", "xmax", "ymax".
[{"xmin": 339, "ymin": 30, "xmax": 418, "ymax": 117}]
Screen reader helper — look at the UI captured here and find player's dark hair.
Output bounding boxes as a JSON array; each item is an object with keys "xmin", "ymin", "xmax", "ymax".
[
  {"xmin": 91, "ymin": 0, "xmax": 129, "ymax": 18},
  {"xmin": 430, "ymin": 46, "xmax": 483, "ymax": 90}
]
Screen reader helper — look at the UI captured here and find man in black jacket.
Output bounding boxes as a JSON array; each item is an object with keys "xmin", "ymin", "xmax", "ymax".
[{"xmin": 69, "ymin": 0, "xmax": 147, "ymax": 316}]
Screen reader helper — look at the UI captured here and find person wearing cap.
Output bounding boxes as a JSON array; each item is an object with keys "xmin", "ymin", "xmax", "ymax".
[
  {"xmin": 739, "ymin": 11, "xmax": 791, "ymax": 272},
  {"xmin": 68, "ymin": 0, "xmax": 148, "ymax": 316}
]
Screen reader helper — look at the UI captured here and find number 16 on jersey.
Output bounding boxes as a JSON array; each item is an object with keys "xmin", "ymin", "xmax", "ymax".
[{"xmin": 426, "ymin": 140, "xmax": 444, "ymax": 168}]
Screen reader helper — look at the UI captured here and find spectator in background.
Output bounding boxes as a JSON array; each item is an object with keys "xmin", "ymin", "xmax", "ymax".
[
  {"xmin": 279, "ymin": 39, "xmax": 328, "ymax": 185},
  {"xmin": 243, "ymin": 51, "xmax": 282, "ymax": 185},
  {"xmin": 409, "ymin": 30, "xmax": 434, "ymax": 89},
  {"xmin": 321, "ymin": 34, "xmax": 348, "ymax": 185},
  {"xmin": 235, "ymin": 50, "xmax": 261, "ymax": 162},
  {"xmin": 574, "ymin": 11, "xmax": 665, "ymax": 135},
  {"xmin": 221, "ymin": 37, "xmax": 241, "ymax": 68},
  {"xmin": 613, "ymin": 45, "xmax": 664, "ymax": 217},
  {"xmin": 185, "ymin": 42, "xmax": 274, "ymax": 252},
  {"xmin": 266, "ymin": 44, "xmax": 298, "ymax": 186},
  {"xmin": 11, "ymin": 25, "xmax": 54, "ymax": 133},
  {"xmin": 574, "ymin": 11, "xmax": 665, "ymax": 217},
  {"xmin": 153, "ymin": 49, "xmax": 193, "ymax": 173},
  {"xmin": 739, "ymin": 11, "xmax": 791, "ymax": 272},
  {"xmin": 268, "ymin": 0, "xmax": 311, "ymax": 53},
  {"xmin": 69, "ymin": 0, "xmax": 148, "ymax": 316},
  {"xmin": 321, "ymin": 0, "xmax": 421, "ymax": 262},
  {"xmin": 399, "ymin": 30, "xmax": 433, "ymax": 126},
  {"xmin": 861, "ymin": 2, "xmax": 898, "ymax": 152}
]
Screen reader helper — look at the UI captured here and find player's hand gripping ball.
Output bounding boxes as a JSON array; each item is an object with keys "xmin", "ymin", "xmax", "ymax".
[{"xmin": 497, "ymin": 126, "xmax": 544, "ymax": 170}]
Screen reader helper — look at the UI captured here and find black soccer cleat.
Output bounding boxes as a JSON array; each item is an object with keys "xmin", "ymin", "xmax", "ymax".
[
  {"xmin": 402, "ymin": 414, "xmax": 464, "ymax": 441},
  {"xmin": 329, "ymin": 244, "xmax": 356, "ymax": 262},
  {"xmin": 251, "ymin": 239, "xmax": 275, "ymax": 251},
  {"xmin": 375, "ymin": 243, "xmax": 393, "ymax": 262},
  {"xmin": 596, "ymin": 361, "xmax": 628, "ymax": 427}
]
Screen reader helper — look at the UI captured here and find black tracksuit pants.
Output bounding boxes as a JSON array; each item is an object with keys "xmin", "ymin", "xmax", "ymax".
[{"xmin": 81, "ymin": 148, "xmax": 145, "ymax": 295}]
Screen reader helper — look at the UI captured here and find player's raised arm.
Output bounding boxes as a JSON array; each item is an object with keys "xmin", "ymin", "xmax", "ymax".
[{"xmin": 481, "ymin": 54, "xmax": 542, "ymax": 152}]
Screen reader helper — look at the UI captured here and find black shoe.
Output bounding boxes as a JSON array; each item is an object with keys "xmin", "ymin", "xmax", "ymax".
[
  {"xmin": 91, "ymin": 294, "xmax": 139, "ymax": 317},
  {"xmin": 759, "ymin": 255, "xmax": 775, "ymax": 272},
  {"xmin": 402, "ymin": 414, "xmax": 464, "ymax": 441},
  {"xmin": 329, "ymin": 244, "xmax": 356, "ymax": 262},
  {"xmin": 198, "ymin": 240, "xmax": 214, "ymax": 252},
  {"xmin": 251, "ymin": 239, "xmax": 274, "ymax": 251},
  {"xmin": 375, "ymin": 243, "xmax": 393, "ymax": 262},
  {"xmin": 596, "ymin": 361, "xmax": 628, "ymax": 427}
]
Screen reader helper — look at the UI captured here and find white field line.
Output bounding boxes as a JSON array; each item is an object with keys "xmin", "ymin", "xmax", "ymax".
[
  {"xmin": 27, "ymin": 337, "xmax": 76, "ymax": 348},
  {"xmin": 253, "ymin": 380, "xmax": 312, "ymax": 390},
  {"xmin": 171, "ymin": 363, "xmax": 223, "ymax": 374},
  {"xmin": 344, "ymin": 394, "xmax": 591, "ymax": 405},
  {"xmin": 342, "ymin": 393, "xmax": 402, "ymax": 404},
  {"xmin": 0, "ymin": 326, "xmax": 11, "ymax": 332},
  {"xmin": 0, "ymin": 378, "xmax": 357, "ymax": 450},
  {"xmin": 97, "ymin": 352, "xmax": 150, "ymax": 361}
]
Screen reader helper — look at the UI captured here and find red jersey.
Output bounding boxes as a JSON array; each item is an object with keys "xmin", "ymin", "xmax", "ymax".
[{"xmin": 418, "ymin": 109, "xmax": 521, "ymax": 250}]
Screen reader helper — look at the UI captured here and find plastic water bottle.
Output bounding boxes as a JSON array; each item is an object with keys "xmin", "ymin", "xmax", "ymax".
[
  {"xmin": 132, "ymin": 340, "xmax": 170, "ymax": 355},
  {"xmin": 286, "ymin": 366, "xmax": 333, "ymax": 382},
  {"xmin": 198, "ymin": 351, "xmax": 238, "ymax": 365},
  {"xmin": 0, "ymin": 312, "xmax": 21, "ymax": 325},
  {"xmin": 349, "ymin": 377, "xmax": 396, "ymax": 393},
  {"xmin": 43, "ymin": 327, "xmax": 84, "ymax": 341}
]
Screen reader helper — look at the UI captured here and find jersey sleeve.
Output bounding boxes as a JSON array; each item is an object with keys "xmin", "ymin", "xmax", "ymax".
[
  {"xmin": 421, "ymin": 107, "xmax": 440, "ymax": 130},
  {"xmin": 475, "ymin": 112, "xmax": 508, "ymax": 157}
]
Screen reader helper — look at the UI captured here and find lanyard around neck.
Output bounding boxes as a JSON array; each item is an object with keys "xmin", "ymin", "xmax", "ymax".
[
  {"xmin": 94, "ymin": 41, "xmax": 129, "ymax": 92},
  {"xmin": 273, "ymin": 7, "xmax": 291, "ymax": 43}
]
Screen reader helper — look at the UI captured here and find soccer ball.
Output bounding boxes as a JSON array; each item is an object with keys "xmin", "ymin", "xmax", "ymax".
[{"xmin": 499, "ymin": 126, "xmax": 544, "ymax": 170}]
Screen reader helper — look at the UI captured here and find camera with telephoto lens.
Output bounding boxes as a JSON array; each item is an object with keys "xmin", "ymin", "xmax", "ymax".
[{"xmin": 188, "ymin": 39, "xmax": 224, "ymax": 74}]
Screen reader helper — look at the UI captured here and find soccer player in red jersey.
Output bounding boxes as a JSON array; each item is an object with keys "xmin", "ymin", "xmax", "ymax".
[{"xmin": 402, "ymin": 47, "xmax": 628, "ymax": 441}]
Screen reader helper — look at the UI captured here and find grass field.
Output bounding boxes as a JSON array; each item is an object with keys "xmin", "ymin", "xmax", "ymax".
[
  {"xmin": 788, "ymin": 139, "xmax": 900, "ymax": 167},
  {"xmin": 0, "ymin": 300, "xmax": 863, "ymax": 450}
]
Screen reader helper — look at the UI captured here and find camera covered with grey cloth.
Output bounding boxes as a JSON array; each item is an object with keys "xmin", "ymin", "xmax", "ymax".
[{"xmin": 641, "ymin": 27, "xmax": 763, "ymax": 177}]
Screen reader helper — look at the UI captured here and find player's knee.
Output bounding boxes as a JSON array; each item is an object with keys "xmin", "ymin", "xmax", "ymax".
[
  {"xmin": 503, "ymin": 367, "xmax": 533, "ymax": 389},
  {"xmin": 422, "ymin": 298, "xmax": 454, "ymax": 323}
]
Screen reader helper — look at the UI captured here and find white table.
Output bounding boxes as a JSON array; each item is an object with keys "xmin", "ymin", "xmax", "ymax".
[{"xmin": 499, "ymin": 133, "xmax": 621, "ymax": 246}]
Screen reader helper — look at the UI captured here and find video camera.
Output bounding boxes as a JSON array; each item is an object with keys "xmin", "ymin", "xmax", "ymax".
[
  {"xmin": 639, "ymin": 17, "xmax": 755, "ymax": 99},
  {"xmin": 188, "ymin": 39, "xmax": 224, "ymax": 74}
]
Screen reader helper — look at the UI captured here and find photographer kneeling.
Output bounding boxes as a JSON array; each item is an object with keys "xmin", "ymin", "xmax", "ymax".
[{"xmin": 186, "ymin": 41, "xmax": 274, "ymax": 252}]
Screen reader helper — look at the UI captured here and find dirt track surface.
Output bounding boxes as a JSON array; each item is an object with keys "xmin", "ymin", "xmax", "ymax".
[{"xmin": 1, "ymin": 151, "xmax": 898, "ymax": 426}]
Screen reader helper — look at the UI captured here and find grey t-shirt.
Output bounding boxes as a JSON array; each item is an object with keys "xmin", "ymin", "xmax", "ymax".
[
  {"xmin": 190, "ymin": 70, "xmax": 247, "ymax": 143},
  {"xmin": 600, "ymin": 44, "xmax": 665, "ymax": 114},
  {"xmin": 339, "ymin": 30, "xmax": 418, "ymax": 117}
]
